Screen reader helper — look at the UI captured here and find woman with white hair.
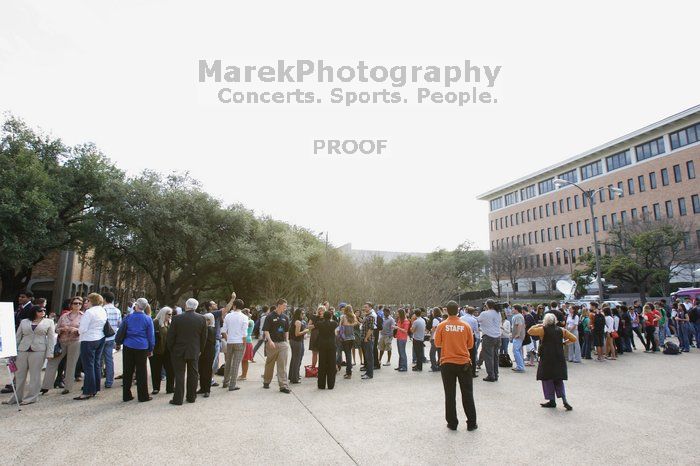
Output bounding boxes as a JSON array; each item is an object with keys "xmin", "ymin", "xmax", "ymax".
[
  {"xmin": 149, "ymin": 306, "xmax": 174, "ymax": 395},
  {"xmin": 527, "ymin": 312, "xmax": 577, "ymax": 411},
  {"xmin": 198, "ymin": 313, "xmax": 217, "ymax": 398},
  {"xmin": 115, "ymin": 297, "xmax": 155, "ymax": 402}
]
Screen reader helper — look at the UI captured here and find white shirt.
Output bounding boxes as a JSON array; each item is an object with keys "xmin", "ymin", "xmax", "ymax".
[
  {"xmin": 566, "ymin": 315, "xmax": 579, "ymax": 332},
  {"xmin": 222, "ymin": 310, "xmax": 248, "ymax": 344},
  {"xmin": 79, "ymin": 305, "xmax": 108, "ymax": 342},
  {"xmin": 604, "ymin": 315, "xmax": 615, "ymax": 334}
]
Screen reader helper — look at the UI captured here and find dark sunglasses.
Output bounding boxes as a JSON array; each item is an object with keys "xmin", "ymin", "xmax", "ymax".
[{"xmin": 72, "ymin": 302, "xmax": 82, "ymax": 305}]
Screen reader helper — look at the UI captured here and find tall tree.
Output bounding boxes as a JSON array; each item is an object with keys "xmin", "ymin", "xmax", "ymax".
[{"xmin": 0, "ymin": 116, "xmax": 117, "ymax": 301}]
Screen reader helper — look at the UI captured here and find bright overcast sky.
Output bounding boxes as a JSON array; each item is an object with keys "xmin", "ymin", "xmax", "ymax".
[{"xmin": 2, "ymin": 1, "xmax": 699, "ymax": 253}]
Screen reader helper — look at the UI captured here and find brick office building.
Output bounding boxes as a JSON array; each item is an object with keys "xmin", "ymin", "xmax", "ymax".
[
  {"xmin": 21, "ymin": 251, "xmax": 149, "ymax": 314},
  {"xmin": 478, "ymin": 105, "xmax": 700, "ymax": 295}
]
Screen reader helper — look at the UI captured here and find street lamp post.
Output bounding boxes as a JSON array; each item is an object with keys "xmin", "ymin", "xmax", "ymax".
[{"xmin": 553, "ymin": 179, "xmax": 622, "ymax": 303}]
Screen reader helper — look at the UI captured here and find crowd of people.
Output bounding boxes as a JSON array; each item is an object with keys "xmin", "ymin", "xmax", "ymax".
[{"xmin": 3, "ymin": 289, "xmax": 699, "ymax": 431}]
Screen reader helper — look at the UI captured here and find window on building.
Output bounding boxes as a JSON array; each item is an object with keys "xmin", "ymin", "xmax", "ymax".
[
  {"xmin": 556, "ymin": 251, "xmax": 561, "ymax": 265},
  {"xmin": 552, "ymin": 201, "xmax": 558, "ymax": 215},
  {"xmin": 697, "ymin": 230, "xmax": 700, "ymax": 249},
  {"xmin": 627, "ymin": 178, "xmax": 635, "ymax": 195},
  {"xmin": 554, "ymin": 226, "xmax": 559, "ymax": 240},
  {"xmin": 489, "ymin": 198, "xmax": 503, "ymax": 211},
  {"xmin": 579, "ymin": 247, "xmax": 584, "ymax": 257},
  {"xmin": 606, "ymin": 149, "xmax": 632, "ymax": 171},
  {"xmin": 635, "ymin": 136, "xmax": 665, "ymax": 161},
  {"xmin": 549, "ymin": 252, "xmax": 554, "ymax": 266},
  {"xmin": 593, "ymin": 217, "xmax": 599, "ymax": 232},
  {"xmin": 521, "ymin": 184, "xmax": 536, "ymax": 200},
  {"xmin": 558, "ymin": 169, "xmax": 578, "ymax": 184},
  {"xmin": 571, "ymin": 249, "xmax": 576, "ymax": 264},
  {"xmin": 661, "ymin": 168, "xmax": 669, "ymax": 186},
  {"xmin": 653, "ymin": 203, "xmax": 661, "ymax": 220},
  {"xmin": 611, "ymin": 212, "xmax": 617, "ymax": 227},
  {"xmin": 566, "ymin": 197, "xmax": 571, "ymax": 211},
  {"xmin": 542, "ymin": 253, "xmax": 547, "ymax": 267},
  {"xmin": 638, "ymin": 175, "xmax": 646, "ymax": 192},
  {"xmin": 545, "ymin": 204, "xmax": 550, "ymax": 217},
  {"xmin": 559, "ymin": 199, "xmax": 564, "ymax": 213},
  {"xmin": 538, "ymin": 178, "xmax": 555, "ymax": 195},
  {"xmin": 688, "ymin": 160, "xmax": 696, "ymax": 180},
  {"xmin": 642, "ymin": 206, "xmax": 650, "ymax": 220},
  {"xmin": 547, "ymin": 228, "xmax": 552, "ymax": 242},
  {"xmin": 692, "ymin": 194, "xmax": 700, "ymax": 214},
  {"xmin": 539, "ymin": 205, "xmax": 543, "ymax": 218},
  {"xmin": 515, "ymin": 212, "xmax": 520, "ymax": 225},
  {"xmin": 621, "ymin": 210, "xmax": 627, "ymax": 224},
  {"xmin": 577, "ymin": 221, "xmax": 582, "ymax": 235},
  {"xmin": 669, "ymin": 122, "xmax": 700, "ymax": 150},
  {"xmin": 528, "ymin": 232, "xmax": 532, "ymax": 244},
  {"xmin": 574, "ymin": 195, "xmax": 580, "ymax": 209},
  {"xmin": 602, "ymin": 215, "xmax": 608, "ymax": 231},
  {"xmin": 561, "ymin": 224, "xmax": 566, "ymax": 239},
  {"xmin": 649, "ymin": 172, "xmax": 657, "ymax": 189},
  {"xmin": 617, "ymin": 181, "xmax": 624, "ymax": 198},
  {"xmin": 540, "ymin": 228, "xmax": 545, "ymax": 242},
  {"xmin": 527, "ymin": 210, "xmax": 531, "ymax": 222},
  {"xmin": 683, "ymin": 232, "xmax": 690, "ymax": 250},
  {"xmin": 569, "ymin": 223, "xmax": 574, "ymax": 237},
  {"xmin": 673, "ymin": 164, "xmax": 682, "ymax": 183},
  {"xmin": 631, "ymin": 208, "xmax": 638, "ymax": 219},
  {"xmin": 585, "ymin": 218, "xmax": 590, "ymax": 234},
  {"xmin": 679, "ymin": 198, "xmax": 687, "ymax": 216},
  {"xmin": 505, "ymin": 191, "xmax": 518, "ymax": 206},
  {"xmin": 580, "ymin": 160, "xmax": 603, "ymax": 180},
  {"xmin": 608, "ymin": 185, "xmax": 614, "ymax": 200}
]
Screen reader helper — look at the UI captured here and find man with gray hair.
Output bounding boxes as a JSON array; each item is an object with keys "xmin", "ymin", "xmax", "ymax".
[{"xmin": 167, "ymin": 298, "xmax": 207, "ymax": 405}]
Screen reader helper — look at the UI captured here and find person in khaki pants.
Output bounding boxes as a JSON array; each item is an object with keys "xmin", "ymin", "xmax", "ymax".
[
  {"xmin": 42, "ymin": 297, "xmax": 83, "ymax": 394},
  {"xmin": 262, "ymin": 299, "xmax": 291, "ymax": 393},
  {"xmin": 4, "ymin": 306, "xmax": 55, "ymax": 406}
]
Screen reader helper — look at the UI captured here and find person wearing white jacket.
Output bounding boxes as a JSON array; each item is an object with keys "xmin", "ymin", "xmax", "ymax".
[{"xmin": 75, "ymin": 293, "xmax": 107, "ymax": 400}]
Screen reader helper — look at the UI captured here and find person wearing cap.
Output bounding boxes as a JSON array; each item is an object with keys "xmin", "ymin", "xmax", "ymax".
[
  {"xmin": 166, "ymin": 298, "xmax": 207, "ymax": 405},
  {"xmin": 434, "ymin": 300, "xmax": 477, "ymax": 431}
]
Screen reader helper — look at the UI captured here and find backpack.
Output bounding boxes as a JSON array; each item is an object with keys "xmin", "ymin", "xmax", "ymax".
[
  {"xmin": 663, "ymin": 341, "xmax": 680, "ymax": 355},
  {"xmin": 499, "ymin": 353, "xmax": 513, "ymax": 368}
]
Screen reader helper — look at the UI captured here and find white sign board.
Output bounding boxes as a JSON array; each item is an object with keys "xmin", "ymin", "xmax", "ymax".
[{"xmin": 0, "ymin": 303, "xmax": 17, "ymax": 358}]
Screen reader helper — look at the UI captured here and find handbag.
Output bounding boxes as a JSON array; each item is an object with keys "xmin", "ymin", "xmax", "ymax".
[
  {"xmin": 305, "ymin": 365, "xmax": 318, "ymax": 378},
  {"xmin": 103, "ymin": 320, "xmax": 116, "ymax": 338},
  {"xmin": 611, "ymin": 331, "xmax": 619, "ymax": 339}
]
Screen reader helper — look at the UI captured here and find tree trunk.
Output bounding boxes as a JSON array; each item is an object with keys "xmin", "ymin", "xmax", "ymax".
[{"xmin": 0, "ymin": 267, "xmax": 31, "ymax": 302}]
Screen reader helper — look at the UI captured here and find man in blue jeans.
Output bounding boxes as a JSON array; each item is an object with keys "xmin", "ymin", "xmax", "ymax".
[
  {"xmin": 361, "ymin": 303, "xmax": 375, "ymax": 380},
  {"xmin": 510, "ymin": 304, "xmax": 526, "ymax": 372},
  {"xmin": 102, "ymin": 292, "xmax": 122, "ymax": 388}
]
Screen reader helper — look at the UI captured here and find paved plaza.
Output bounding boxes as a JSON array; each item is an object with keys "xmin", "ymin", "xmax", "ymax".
[{"xmin": 2, "ymin": 341, "xmax": 698, "ymax": 465}]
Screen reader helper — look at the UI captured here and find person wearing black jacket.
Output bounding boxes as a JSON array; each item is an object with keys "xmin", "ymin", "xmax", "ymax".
[
  {"xmin": 316, "ymin": 310, "xmax": 338, "ymax": 390},
  {"xmin": 166, "ymin": 298, "xmax": 207, "ymax": 405},
  {"xmin": 198, "ymin": 313, "xmax": 217, "ymax": 398}
]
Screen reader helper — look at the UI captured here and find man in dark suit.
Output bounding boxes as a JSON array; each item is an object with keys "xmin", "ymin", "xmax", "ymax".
[{"xmin": 167, "ymin": 298, "xmax": 207, "ymax": 405}]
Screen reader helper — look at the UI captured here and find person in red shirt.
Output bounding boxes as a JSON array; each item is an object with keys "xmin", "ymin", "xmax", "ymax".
[
  {"xmin": 642, "ymin": 304, "xmax": 659, "ymax": 352},
  {"xmin": 434, "ymin": 300, "xmax": 477, "ymax": 432}
]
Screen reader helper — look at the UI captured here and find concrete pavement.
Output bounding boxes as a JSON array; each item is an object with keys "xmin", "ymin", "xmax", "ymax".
[{"xmin": 2, "ymin": 340, "xmax": 698, "ymax": 465}]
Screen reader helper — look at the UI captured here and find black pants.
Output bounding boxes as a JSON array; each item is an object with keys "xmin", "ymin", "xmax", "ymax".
[
  {"xmin": 318, "ymin": 346, "xmax": 337, "ymax": 389},
  {"xmin": 413, "ymin": 339, "xmax": 425, "ymax": 370},
  {"xmin": 440, "ymin": 363, "xmax": 477, "ymax": 428},
  {"xmin": 123, "ymin": 346, "xmax": 149, "ymax": 402},
  {"xmin": 149, "ymin": 351, "xmax": 174, "ymax": 393},
  {"xmin": 632, "ymin": 327, "xmax": 646, "ymax": 349},
  {"xmin": 469, "ymin": 345, "xmax": 478, "ymax": 376},
  {"xmin": 644, "ymin": 326, "xmax": 657, "ymax": 351},
  {"xmin": 430, "ymin": 340, "xmax": 441, "ymax": 370},
  {"xmin": 171, "ymin": 356, "xmax": 199, "ymax": 404},
  {"xmin": 372, "ymin": 330, "xmax": 380, "ymax": 369},
  {"xmin": 198, "ymin": 349, "xmax": 214, "ymax": 393},
  {"xmin": 342, "ymin": 340, "xmax": 353, "ymax": 375}
]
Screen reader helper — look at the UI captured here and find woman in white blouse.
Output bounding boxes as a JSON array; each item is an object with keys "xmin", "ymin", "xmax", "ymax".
[
  {"xmin": 603, "ymin": 307, "xmax": 617, "ymax": 360},
  {"xmin": 3, "ymin": 306, "xmax": 55, "ymax": 406},
  {"xmin": 565, "ymin": 305, "xmax": 582, "ymax": 363},
  {"xmin": 75, "ymin": 293, "xmax": 107, "ymax": 400}
]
